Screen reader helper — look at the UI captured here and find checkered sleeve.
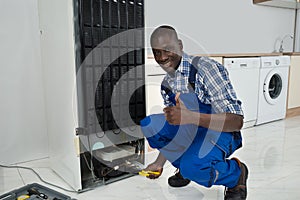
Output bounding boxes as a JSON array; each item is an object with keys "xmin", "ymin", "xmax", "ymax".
[{"xmin": 202, "ymin": 61, "xmax": 244, "ymax": 116}]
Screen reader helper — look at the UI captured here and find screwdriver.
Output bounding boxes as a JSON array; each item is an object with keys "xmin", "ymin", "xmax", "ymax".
[
  {"xmin": 27, "ymin": 187, "xmax": 48, "ymax": 199},
  {"xmin": 139, "ymin": 170, "xmax": 161, "ymax": 177}
]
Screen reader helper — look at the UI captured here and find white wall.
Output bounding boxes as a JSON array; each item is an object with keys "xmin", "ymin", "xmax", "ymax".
[
  {"xmin": 145, "ymin": 0, "xmax": 296, "ymax": 55},
  {"xmin": 0, "ymin": 0, "xmax": 297, "ymax": 165},
  {"xmin": 0, "ymin": 0, "xmax": 48, "ymax": 164}
]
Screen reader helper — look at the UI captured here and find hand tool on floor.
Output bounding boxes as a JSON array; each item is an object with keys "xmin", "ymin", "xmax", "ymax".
[
  {"xmin": 27, "ymin": 187, "xmax": 48, "ymax": 199},
  {"xmin": 138, "ymin": 170, "xmax": 161, "ymax": 177},
  {"xmin": 17, "ymin": 194, "xmax": 30, "ymax": 200}
]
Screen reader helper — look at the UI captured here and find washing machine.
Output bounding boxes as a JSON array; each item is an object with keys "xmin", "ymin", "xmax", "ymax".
[
  {"xmin": 255, "ymin": 56, "xmax": 290, "ymax": 125},
  {"xmin": 224, "ymin": 57, "xmax": 261, "ymax": 128}
]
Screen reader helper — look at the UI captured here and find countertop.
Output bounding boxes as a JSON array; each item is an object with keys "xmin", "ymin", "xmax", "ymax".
[
  {"xmin": 282, "ymin": 52, "xmax": 300, "ymax": 56},
  {"xmin": 195, "ymin": 53, "xmax": 282, "ymax": 58},
  {"xmin": 147, "ymin": 52, "xmax": 300, "ymax": 59}
]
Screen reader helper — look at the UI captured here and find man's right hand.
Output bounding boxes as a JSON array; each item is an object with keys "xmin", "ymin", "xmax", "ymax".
[{"xmin": 144, "ymin": 162, "xmax": 163, "ymax": 179}]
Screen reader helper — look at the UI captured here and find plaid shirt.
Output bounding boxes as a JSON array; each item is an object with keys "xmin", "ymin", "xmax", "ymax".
[{"xmin": 161, "ymin": 52, "xmax": 244, "ymax": 116}]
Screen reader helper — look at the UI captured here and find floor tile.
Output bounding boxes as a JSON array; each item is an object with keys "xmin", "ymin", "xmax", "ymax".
[
  {"xmin": 1, "ymin": 116, "xmax": 300, "ymax": 199},
  {"xmin": 0, "ymin": 167, "xmax": 24, "ymax": 195}
]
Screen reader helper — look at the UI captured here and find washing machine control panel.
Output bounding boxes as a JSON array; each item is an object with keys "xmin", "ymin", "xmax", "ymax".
[{"xmin": 261, "ymin": 56, "xmax": 290, "ymax": 68}]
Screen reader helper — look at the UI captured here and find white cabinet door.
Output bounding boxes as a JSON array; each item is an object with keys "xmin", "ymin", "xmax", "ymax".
[
  {"xmin": 288, "ymin": 55, "xmax": 300, "ymax": 109},
  {"xmin": 145, "ymin": 75, "xmax": 165, "ymax": 115},
  {"xmin": 144, "ymin": 74, "xmax": 165, "ymax": 166},
  {"xmin": 145, "ymin": 58, "xmax": 166, "ymax": 115}
]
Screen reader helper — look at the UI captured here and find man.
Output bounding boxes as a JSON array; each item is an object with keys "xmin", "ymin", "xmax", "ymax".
[{"xmin": 140, "ymin": 25, "xmax": 249, "ymax": 200}]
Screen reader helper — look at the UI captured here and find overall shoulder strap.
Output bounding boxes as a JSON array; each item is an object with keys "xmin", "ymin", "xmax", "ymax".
[
  {"xmin": 161, "ymin": 56, "xmax": 200, "ymax": 100},
  {"xmin": 161, "ymin": 79, "xmax": 177, "ymax": 105},
  {"xmin": 161, "ymin": 79, "xmax": 172, "ymax": 96},
  {"xmin": 189, "ymin": 56, "xmax": 200, "ymax": 90}
]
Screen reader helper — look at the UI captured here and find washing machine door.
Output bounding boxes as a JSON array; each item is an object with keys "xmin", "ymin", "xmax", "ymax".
[{"xmin": 263, "ymin": 69, "xmax": 283, "ymax": 105}]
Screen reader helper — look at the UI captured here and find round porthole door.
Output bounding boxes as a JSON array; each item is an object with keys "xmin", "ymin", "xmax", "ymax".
[{"xmin": 263, "ymin": 70, "xmax": 283, "ymax": 105}]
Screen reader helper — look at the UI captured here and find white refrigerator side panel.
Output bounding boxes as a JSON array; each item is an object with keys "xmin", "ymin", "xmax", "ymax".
[{"xmin": 38, "ymin": 0, "xmax": 81, "ymax": 191}]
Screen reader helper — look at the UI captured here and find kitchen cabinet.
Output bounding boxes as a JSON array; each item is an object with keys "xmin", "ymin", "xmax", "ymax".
[
  {"xmin": 253, "ymin": 0, "xmax": 300, "ymax": 9},
  {"xmin": 287, "ymin": 55, "xmax": 300, "ymax": 116},
  {"xmin": 210, "ymin": 57, "xmax": 223, "ymax": 64}
]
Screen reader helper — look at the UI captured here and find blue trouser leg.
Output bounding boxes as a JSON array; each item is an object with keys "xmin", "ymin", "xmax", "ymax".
[
  {"xmin": 140, "ymin": 114, "xmax": 198, "ymax": 168},
  {"xmin": 140, "ymin": 93, "xmax": 243, "ymax": 188},
  {"xmin": 179, "ymin": 128, "xmax": 242, "ymax": 188},
  {"xmin": 140, "ymin": 115, "xmax": 243, "ymax": 188}
]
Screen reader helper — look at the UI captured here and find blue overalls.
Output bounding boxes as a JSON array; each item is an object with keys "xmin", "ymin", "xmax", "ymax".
[{"xmin": 140, "ymin": 92, "xmax": 243, "ymax": 188}]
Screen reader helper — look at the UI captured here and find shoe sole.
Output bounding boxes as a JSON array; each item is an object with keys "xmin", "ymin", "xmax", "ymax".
[{"xmin": 241, "ymin": 162, "xmax": 249, "ymax": 199}]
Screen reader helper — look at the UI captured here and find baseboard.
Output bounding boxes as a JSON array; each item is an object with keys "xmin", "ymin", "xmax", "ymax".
[{"xmin": 286, "ymin": 107, "xmax": 300, "ymax": 118}]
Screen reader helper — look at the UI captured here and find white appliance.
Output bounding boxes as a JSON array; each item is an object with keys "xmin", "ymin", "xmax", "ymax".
[
  {"xmin": 224, "ymin": 57, "xmax": 261, "ymax": 129},
  {"xmin": 144, "ymin": 58, "xmax": 165, "ymax": 166},
  {"xmin": 256, "ymin": 56, "xmax": 290, "ymax": 125},
  {"xmin": 145, "ymin": 58, "xmax": 166, "ymax": 115}
]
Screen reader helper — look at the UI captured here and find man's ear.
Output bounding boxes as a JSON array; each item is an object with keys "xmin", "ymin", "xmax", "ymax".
[{"xmin": 178, "ymin": 39, "xmax": 183, "ymax": 51}]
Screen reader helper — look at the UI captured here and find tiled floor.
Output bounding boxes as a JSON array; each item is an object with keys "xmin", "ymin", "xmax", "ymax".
[{"xmin": 1, "ymin": 116, "xmax": 300, "ymax": 199}]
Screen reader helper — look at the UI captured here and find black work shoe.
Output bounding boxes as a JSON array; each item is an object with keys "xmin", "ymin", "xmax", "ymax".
[
  {"xmin": 224, "ymin": 158, "xmax": 249, "ymax": 200},
  {"xmin": 168, "ymin": 169, "xmax": 191, "ymax": 187}
]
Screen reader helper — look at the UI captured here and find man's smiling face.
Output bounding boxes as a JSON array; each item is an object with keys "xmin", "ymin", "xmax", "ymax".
[{"xmin": 151, "ymin": 29, "xmax": 183, "ymax": 74}]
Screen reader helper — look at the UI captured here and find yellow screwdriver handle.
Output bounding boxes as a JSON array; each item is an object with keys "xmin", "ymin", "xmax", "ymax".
[
  {"xmin": 17, "ymin": 195, "xmax": 30, "ymax": 200},
  {"xmin": 139, "ymin": 170, "xmax": 161, "ymax": 176}
]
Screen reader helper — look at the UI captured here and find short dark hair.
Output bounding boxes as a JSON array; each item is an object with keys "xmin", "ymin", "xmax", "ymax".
[
  {"xmin": 150, "ymin": 25, "xmax": 179, "ymax": 45},
  {"xmin": 156, "ymin": 25, "xmax": 176, "ymax": 32}
]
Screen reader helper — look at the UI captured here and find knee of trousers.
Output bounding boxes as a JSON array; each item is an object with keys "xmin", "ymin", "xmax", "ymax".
[
  {"xmin": 179, "ymin": 154, "xmax": 216, "ymax": 188},
  {"xmin": 140, "ymin": 114, "xmax": 165, "ymax": 138}
]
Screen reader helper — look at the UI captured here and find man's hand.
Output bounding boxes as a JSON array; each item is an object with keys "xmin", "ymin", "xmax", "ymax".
[
  {"xmin": 163, "ymin": 93, "xmax": 197, "ymax": 125},
  {"xmin": 144, "ymin": 162, "xmax": 163, "ymax": 179}
]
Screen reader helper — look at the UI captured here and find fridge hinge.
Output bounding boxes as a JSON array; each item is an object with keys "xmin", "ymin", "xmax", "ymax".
[{"xmin": 75, "ymin": 127, "xmax": 87, "ymax": 136}]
